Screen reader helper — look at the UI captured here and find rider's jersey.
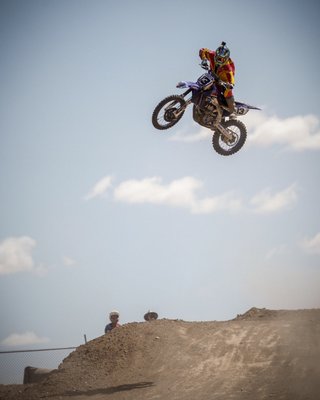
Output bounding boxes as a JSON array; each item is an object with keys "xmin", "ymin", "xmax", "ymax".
[{"xmin": 199, "ymin": 48, "xmax": 235, "ymax": 98}]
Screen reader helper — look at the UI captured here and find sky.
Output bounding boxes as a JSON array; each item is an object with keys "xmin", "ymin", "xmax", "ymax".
[{"xmin": 1, "ymin": 0, "xmax": 320, "ymax": 367}]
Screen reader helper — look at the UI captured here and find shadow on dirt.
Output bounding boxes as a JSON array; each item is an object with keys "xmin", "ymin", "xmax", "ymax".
[{"xmin": 63, "ymin": 381, "xmax": 155, "ymax": 397}]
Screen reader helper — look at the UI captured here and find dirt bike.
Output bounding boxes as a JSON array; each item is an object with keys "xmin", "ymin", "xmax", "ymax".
[{"xmin": 152, "ymin": 62, "xmax": 260, "ymax": 156}]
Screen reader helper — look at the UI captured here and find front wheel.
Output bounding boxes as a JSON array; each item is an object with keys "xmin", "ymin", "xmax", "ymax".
[
  {"xmin": 152, "ymin": 95, "xmax": 186, "ymax": 130},
  {"xmin": 212, "ymin": 119, "xmax": 247, "ymax": 156}
]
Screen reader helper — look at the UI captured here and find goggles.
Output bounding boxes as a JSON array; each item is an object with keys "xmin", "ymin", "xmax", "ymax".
[{"xmin": 215, "ymin": 55, "xmax": 227, "ymax": 65}]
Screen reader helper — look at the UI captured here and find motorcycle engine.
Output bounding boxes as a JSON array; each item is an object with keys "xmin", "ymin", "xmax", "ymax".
[
  {"xmin": 202, "ymin": 96, "xmax": 218, "ymax": 127},
  {"xmin": 200, "ymin": 93, "xmax": 215, "ymax": 111},
  {"xmin": 193, "ymin": 91, "xmax": 219, "ymax": 129},
  {"xmin": 202, "ymin": 113, "xmax": 216, "ymax": 127}
]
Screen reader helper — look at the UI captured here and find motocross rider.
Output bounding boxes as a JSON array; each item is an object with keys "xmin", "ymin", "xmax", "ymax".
[{"xmin": 199, "ymin": 41, "xmax": 236, "ymax": 118}]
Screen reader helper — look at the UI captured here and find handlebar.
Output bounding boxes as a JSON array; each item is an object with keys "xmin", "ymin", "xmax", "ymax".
[
  {"xmin": 200, "ymin": 60, "xmax": 210, "ymax": 70},
  {"xmin": 218, "ymin": 80, "xmax": 234, "ymax": 90},
  {"xmin": 199, "ymin": 62, "xmax": 233, "ymax": 89}
]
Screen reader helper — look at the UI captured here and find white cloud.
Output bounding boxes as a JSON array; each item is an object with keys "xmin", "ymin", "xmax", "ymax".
[
  {"xmin": 250, "ymin": 184, "xmax": 297, "ymax": 214},
  {"xmin": 169, "ymin": 111, "xmax": 320, "ymax": 151},
  {"xmin": 63, "ymin": 256, "xmax": 77, "ymax": 267},
  {"xmin": 114, "ymin": 176, "xmax": 199, "ymax": 207},
  {"xmin": 0, "ymin": 236, "xmax": 35, "ymax": 275},
  {"xmin": 301, "ymin": 233, "xmax": 320, "ymax": 255},
  {"xmin": 192, "ymin": 192, "xmax": 242, "ymax": 214},
  {"xmin": 114, "ymin": 176, "xmax": 242, "ymax": 214},
  {"xmin": 1, "ymin": 332, "xmax": 50, "ymax": 347},
  {"xmin": 0, "ymin": 236, "xmax": 48, "ymax": 276},
  {"xmin": 87, "ymin": 175, "xmax": 299, "ymax": 215},
  {"xmin": 85, "ymin": 175, "xmax": 113, "ymax": 200},
  {"xmin": 244, "ymin": 112, "xmax": 320, "ymax": 151}
]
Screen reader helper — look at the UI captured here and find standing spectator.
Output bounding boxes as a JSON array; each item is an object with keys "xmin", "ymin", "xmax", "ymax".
[{"xmin": 104, "ymin": 310, "xmax": 121, "ymax": 333}]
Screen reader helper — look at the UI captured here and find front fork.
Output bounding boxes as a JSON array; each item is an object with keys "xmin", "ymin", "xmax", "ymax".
[
  {"xmin": 173, "ymin": 99, "xmax": 192, "ymax": 118},
  {"xmin": 210, "ymin": 97, "xmax": 234, "ymax": 142},
  {"xmin": 167, "ymin": 89, "xmax": 192, "ymax": 118},
  {"xmin": 215, "ymin": 123, "xmax": 234, "ymax": 142}
]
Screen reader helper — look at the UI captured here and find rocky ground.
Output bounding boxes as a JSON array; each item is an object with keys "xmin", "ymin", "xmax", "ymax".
[{"xmin": 1, "ymin": 307, "xmax": 320, "ymax": 400}]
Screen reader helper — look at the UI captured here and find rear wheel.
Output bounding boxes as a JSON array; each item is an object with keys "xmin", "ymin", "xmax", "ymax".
[
  {"xmin": 152, "ymin": 95, "xmax": 186, "ymax": 130},
  {"xmin": 212, "ymin": 119, "xmax": 247, "ymax": 156}
]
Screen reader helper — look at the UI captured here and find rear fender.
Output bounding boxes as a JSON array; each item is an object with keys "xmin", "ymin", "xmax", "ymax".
[{"xmin": 235, "ymin": 101, "xmax": 261, "ymax": 116}]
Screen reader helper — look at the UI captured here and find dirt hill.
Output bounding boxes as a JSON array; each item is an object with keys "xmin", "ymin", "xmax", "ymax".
[{"xmin": 1, "ymin": 308, "xmax": 320, "ymax": 400}]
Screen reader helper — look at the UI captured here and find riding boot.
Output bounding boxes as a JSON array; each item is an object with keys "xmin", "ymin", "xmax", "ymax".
[{"xmin": 226, "ymin": 96, "xmax": 237, "ymax": 119}]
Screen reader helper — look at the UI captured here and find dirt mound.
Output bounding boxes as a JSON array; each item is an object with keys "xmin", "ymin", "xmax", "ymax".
[
  {"xmin": 234, "ymin": 306, "xmax": 277, "ymax": 319},
  {"xmin": 1, "ymin": 308, "xmax": 320, "ymax": 400}
]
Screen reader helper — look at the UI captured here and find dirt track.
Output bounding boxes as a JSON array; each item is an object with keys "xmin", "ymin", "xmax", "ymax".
[{"xmin": 1, "ymin": 308, "xmax": 320, "ymax": 400}]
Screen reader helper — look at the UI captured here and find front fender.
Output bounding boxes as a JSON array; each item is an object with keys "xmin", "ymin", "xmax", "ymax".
[{"xmin": 176, "ymin": 81, "xmax": 200, "ymax": 90}]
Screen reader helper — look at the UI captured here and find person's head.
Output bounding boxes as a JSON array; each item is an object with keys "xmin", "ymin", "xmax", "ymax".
[
  {"xmin": 109, "ymin": 310, "xmax": 119, "ymax": 324},
  {"xmin": 144, "ymin": 311, "xmax": 158, "ymax": 321},
  {"xmin": 214, "ymin": 41, "xmax": 230, "ymax": 66}
]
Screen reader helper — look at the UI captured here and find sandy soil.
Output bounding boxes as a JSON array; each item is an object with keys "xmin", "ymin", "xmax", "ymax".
[{"xmin": 1, "ymin": 307, "xmax": 320, "ymax": 400}]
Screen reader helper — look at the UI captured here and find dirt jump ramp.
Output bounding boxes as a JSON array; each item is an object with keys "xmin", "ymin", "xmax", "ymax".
[{"xmin": 1, "ymin": 308, "xmax": 320, "ymax": 399}]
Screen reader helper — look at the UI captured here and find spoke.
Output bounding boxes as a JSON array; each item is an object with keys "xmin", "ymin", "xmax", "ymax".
[
  {"xmin": 157, "ymin": 103, "xmax": 181, "ymax": 127},
  {"xmin": 219, "ymin": 126, "xmax": 240, "ymax": 151},
  {"xmin": 153, "ymin": 97, "xmax": 185, "ymax": 129},
  {"xmin": 164, "ymin": 101, "xmax": 177, "ymax": 110}
]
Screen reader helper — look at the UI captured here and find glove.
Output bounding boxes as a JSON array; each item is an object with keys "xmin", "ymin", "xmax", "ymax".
[
  {"xmin": 220, "ymin": 81, "xmax": 234, "ymax": 89},
  {"xmin": 201, "ymin": 59, "xmax": 209, "ymax": 69}
]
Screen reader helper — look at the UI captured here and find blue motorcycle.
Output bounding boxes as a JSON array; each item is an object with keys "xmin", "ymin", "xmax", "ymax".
[{"xmin": 152, "ymin": 62, "xmax": 260, "ymax": 156}]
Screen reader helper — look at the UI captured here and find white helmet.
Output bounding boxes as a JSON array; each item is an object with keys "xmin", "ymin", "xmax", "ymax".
[{"xmin": 109, "ymin": 310, "xmax": 119, "ymax": 318}]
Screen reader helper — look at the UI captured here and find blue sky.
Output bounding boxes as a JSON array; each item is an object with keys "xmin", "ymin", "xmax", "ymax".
[{"xmin": 1, "ymin": 0, "xmax": 320, "ymax": 358}]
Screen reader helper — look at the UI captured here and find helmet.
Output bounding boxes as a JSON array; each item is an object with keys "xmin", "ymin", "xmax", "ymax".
[
  {"xmin": 144, "ymin": 311, "xmax": 158, "ymax": 321},
  {"xmin": 109, "ymin": 310, "xmax": 119, "ymax": 318},
  {"xmin": 214, "ymin": 41, "xmax": 230, "ymax": 65}
]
